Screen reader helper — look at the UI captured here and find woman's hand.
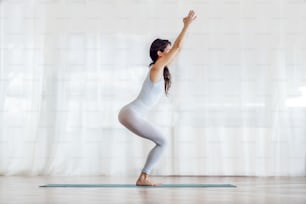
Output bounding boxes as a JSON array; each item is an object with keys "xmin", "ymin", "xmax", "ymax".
[{"xmin": 183, "ymin": 10, "xmax": 197, "ymax": 26}]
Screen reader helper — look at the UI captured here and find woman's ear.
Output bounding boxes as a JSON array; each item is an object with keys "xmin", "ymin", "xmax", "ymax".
[{"xmin": 157, "ymin": 50, "xmax": 163, "ymax": 57}]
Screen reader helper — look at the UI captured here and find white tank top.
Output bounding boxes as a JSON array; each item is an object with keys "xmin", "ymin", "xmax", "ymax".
[{"xmin": 126, "ymin": 69, "xmax": 164, "ymax": 114}]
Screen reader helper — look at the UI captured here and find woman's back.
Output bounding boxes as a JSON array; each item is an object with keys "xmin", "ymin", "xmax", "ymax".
[{"xmin": 124, "ymin": 69, "xmax": 164, "ymax": 114}]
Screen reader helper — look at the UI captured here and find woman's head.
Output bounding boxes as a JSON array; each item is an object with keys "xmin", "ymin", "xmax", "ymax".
[
  {"xmin": 149, "ymin": 38, "xmax": 172, "ymax": 96},
  {"xmin": 150, "ymin": 39, "xmax": 171, "ymax": 63}
]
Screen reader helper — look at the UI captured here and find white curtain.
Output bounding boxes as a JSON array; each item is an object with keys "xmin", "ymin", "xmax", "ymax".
[{"xmin": 0, "ymin": 0, "xmax": 305, "ymax": 176}]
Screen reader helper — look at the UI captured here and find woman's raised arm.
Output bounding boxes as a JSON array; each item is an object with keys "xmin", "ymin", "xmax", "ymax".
[{"xmin": 153, "ymin": 10, "xmax": 197, "ymax": 70}]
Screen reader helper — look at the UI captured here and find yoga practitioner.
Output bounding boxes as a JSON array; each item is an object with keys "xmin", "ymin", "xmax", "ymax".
[{"xmin": 118, "ymin": 10, "xmax": 197, "ymax": 186}]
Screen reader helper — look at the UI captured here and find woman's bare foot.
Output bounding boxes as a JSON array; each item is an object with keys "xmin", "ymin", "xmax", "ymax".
[{"xmin": 136, "ymin": 172, "xmax": 161, "ymax": 186}]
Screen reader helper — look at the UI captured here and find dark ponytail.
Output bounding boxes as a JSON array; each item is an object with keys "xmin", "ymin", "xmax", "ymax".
[
  {"xmin": 163, "ymin": 66, "xmax": 171, "ymax": 96},
  {"xmin": 149, "ymin": 39, "xmax": 172, "ymax": 96}
]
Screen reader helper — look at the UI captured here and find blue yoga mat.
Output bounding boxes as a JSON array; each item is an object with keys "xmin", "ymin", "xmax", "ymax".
[{"xmin": 40, "ymin": 183, "xmax": 236, "ymax": 188}]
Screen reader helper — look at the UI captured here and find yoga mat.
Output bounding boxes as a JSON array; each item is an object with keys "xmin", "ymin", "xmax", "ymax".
[{"xmin": 40, "ymin": 183, "xmax": 236, "ymax": 188}]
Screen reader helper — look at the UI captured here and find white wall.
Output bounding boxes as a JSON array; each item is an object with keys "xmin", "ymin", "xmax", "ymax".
[{"xmin": 0, "ymin": 0, "xmax": 305, "ymax": 176}]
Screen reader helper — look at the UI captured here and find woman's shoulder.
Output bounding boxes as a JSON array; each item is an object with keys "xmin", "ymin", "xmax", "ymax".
[{"xmin": 148, "ymin": 65, "xmax": 163, "ymax": 83}]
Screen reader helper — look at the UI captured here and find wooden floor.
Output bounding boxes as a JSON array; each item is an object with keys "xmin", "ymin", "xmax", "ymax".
[{"xmin": 0, "ymin": 176, "xmax": 305, "ymax": 204}]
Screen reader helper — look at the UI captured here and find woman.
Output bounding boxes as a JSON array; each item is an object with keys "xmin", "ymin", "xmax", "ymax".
[{"xmin": 118, "ymin": 10, "xmax": 197, "ymax": 186}]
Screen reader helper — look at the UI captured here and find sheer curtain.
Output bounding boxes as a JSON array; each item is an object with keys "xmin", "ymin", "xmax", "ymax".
[{"xmin": 0, "ymin": 0, "xmax": 305, "ymax": 176}]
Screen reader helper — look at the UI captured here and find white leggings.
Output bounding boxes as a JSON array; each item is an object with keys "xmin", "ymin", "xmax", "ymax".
[{"xmin": 118, "ymin": 105, "xmax": 167, "ymax": 174}]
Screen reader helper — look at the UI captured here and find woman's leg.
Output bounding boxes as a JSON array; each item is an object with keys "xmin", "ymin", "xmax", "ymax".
[{"xmin": 118, "ymin": 107, "xmax": 167, "ymax": 176}]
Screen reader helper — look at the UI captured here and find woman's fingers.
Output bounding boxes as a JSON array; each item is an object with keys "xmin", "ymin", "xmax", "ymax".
[
  {"xmin": 192, "ymin": 14, "xmax": 197, "ymax": 21},
  {"xmin": 188, "ymin": 10, "xmax": 196, "ymax": 19},
  {"xmin": 183, "ymin": 10, "xmax": 197, "ymax": 25}
]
